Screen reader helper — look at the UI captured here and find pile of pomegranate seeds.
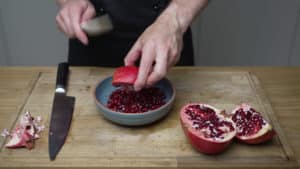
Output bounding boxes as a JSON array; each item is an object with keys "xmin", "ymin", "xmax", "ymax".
[
  {"xmin": 232, "ymin": 107, "xmax": 266, "ymax": 137},
  {"xmin": 185, "ymin": 104, "xmax": 235, "ymax": 139},
  {"xmin": 107, "ymin": 87, "xmax": 166, "ymax": 113}
]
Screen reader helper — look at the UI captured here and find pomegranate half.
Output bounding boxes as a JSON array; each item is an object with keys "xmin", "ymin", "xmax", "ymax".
[
  {"xmin": 180, "ymin": 103, "xmax": 236, "ymax": 154},
  {"xmin": 231, "ymin": 103, "xmax": 276, "ymax": 144},
  {"xmin": 112, "ymin": 66, "xmax": 138, "ymax": 86}
]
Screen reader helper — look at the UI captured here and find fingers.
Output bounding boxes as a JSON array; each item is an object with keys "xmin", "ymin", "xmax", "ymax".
[
  {"xmin": 124, "ymin": 41, "xmax": 142, "ymax": 66},
  {"xmin": 167, "ymin": 48, "xmax": 180, "ymax": 67},
  {"xmin": 134, "ymin": 44, "xmax": 155, "ymax": 91},
  {"xmin": 146, "ymin": 47, "xmax": 168, "ymax": 87},
  {"xmin": 56, "ymin": 11, "xmax": 74, "ymax": 37},
  {"xmin": 81, "ymin": 4, "xmax": 96, "ymax": 22},
  {"xmin": 70, "ymin": 4, "xmax": 88, "ymax": 45},
  {"xmin": 131, "ymin": 42, "xmax": 179, "ymax": 91},
  {"xmin": 56, "ymin": 14, "xmax": 68, "ymax": 35},
  {"xmin": 56, "ymin": 0, "xmax": 95, "ymax": 45}
]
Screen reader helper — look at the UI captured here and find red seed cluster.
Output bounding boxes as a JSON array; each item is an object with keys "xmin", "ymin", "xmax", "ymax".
[
  {"xmin": 232, "ymin": 108, "xmax": 265, "ymax": 137},
  {"xmin": 185, "ymin": 104, "xmax": 234, "ymax": 139},
  {"xmin": 107, "ymin": 87, "xmax": 166, "ymax": 113}
]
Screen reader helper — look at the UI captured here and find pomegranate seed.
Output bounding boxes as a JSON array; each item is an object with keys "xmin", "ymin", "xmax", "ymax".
[
  {"xmin": 185, "ymin": 104, "xmax": 234, "ymax": 139},
  {"xmin": 232, "ymin": 108, "xmax": 265, "ymax": 137},
  {"xmin": 107, "ymin": 87, "xmax": 166, "ymax": 113}
]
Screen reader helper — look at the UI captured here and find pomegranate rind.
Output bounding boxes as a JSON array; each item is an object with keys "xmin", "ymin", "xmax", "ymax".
[
  {"xmin": 180, "ymin": 119, "xmax": 234, "ymax": 154},
  {"xmin": 240, "ymin": 129, "xmax": 276, "ymax": 144},
  {"xmin": 231, "ymin": 103, "xmax": 276, "ymax": 144},
  {"xmin": 3, "ymin": 111, "xmax": 43, "ymax": 149},
  {"xmin": 5, "ymin": 126, "xmax": 34, "ymax": 149},
  {"xmin": 4, "ymin": 131, "xmax": 23, "ymax": 148},
  {"xmin": 180, "ymin": 103, "xmax": 236, "ymax": 154},
  {"xmin": 112, "ymin": 66, "xmax": 138, "ymax": 86}
]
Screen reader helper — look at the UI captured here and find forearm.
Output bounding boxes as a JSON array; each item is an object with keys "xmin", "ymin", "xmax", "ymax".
[{"xmin": 159, "ymin": 0, "xmax": 208, "ymax": 34}]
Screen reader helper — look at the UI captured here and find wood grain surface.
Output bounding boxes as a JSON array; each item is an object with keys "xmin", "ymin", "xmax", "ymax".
[{"xmin": 0, "ymin": 67, "xmax": 299, "ymax": 169}]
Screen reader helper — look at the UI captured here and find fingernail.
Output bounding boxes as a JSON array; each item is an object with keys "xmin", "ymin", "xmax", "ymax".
[{"xmin": 81, "ymin": 38, "xmax": 88, "ymax": 45}]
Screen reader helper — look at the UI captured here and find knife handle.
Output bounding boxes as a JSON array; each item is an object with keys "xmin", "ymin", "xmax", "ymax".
[{"xmin": 55, "ymin": 62, "xmax": 69, "ymax": 93}]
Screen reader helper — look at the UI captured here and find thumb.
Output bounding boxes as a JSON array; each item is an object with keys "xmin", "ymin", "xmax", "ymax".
[
  {"xmin": 81, "ymin": 4, "xmax": 96, "ymax": 22},
  {"xmin": 124, "ymin": 41, "xmax": 142, "ymax": 66}
]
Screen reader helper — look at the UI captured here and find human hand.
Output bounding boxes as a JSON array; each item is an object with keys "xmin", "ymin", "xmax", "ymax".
[
  {"xmin": 56, "ymin": 0, "xmax": 96, "ymax": 45},
  {"xmin": 124, "ymin": 11, "xmax": 183, "ymax": 91}
]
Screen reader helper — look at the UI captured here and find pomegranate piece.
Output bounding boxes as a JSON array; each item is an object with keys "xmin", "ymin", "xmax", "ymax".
[
  {"xmin": 180, "ymin": 103, "xmax": 236, "ymax": 154},
  {"xmin": 231, "ymin": 103, "xmax": 276, "ymax": 144},
  {"xmin": 107, "ymin": 87, "xmax": 166, "ymax": 113},
  {"xmin": 112, "ymin": 66, "xmax": 138, "ymax": 86},
  {"xmin": 1, "ymin": 111, "xmax": 44, "ymax": 149},
  {"xmin": 5, "ymin": 126, "xmax": 34, "ymax": 149}
]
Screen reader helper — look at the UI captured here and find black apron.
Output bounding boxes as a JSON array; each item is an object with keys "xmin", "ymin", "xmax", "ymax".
[{"xmin": 68, "ymin": 0, "xmax": 194, "ymax": 67}]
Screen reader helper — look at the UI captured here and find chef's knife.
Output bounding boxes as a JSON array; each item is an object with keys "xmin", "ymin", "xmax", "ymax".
[{"xmin": 49, "ymin": 62, "xmax": 75, "ymax": 161}]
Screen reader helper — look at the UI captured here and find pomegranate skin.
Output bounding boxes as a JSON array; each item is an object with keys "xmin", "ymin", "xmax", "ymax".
[
  {"xmin": 237, "ymin": 129, "xmax": 276, "ymax": 144},
  {"xmin": 5, "ymin": 126, "xmax": 34, "ymax": 149},
  {"xmin": 3, "ymin": 111, "xmax": 44, "ymax": 150},
  {"xmin": 112, "ymin": 66, "xmax": 138, "ymax": 86},
  {"xmin": 180, "ymin": 119, "xmax": 233, "ymax": 154},
  {"xmin": 180, "ymin": 103, "xmax": 236, "ymax": 154}
]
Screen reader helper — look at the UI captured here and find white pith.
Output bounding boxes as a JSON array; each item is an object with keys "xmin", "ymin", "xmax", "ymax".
[
  {"xmin": 5, "ymin": 129, "xmax": 23, "ymax": 147},
  {"xmin": 185, "ymin": 103, "xmax": 236, "ymax": 142}
]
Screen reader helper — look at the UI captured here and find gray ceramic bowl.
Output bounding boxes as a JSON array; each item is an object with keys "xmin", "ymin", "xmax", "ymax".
[{"xmin": 94, "ymin": 76, "xmax": 175, "ymax": 126}]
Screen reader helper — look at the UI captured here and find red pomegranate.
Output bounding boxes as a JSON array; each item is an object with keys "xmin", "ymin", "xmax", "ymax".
[
  {"xmin": 231, "ymin": 103, "xmax": 276, "ymax": 144},
  {"xmin": 180, "ymin": 103, "xmax": 236, "ymax": 154},
  {"xmin": 112, "ymin": 66, "xmax": 138, "ymax": 86}
]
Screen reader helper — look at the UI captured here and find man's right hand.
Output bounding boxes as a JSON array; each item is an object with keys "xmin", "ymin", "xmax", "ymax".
[{"xmin": 56, "ymin": 0, "xmax": 96, "ymax": 45}]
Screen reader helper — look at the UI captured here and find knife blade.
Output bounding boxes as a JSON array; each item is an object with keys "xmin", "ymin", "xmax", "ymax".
[{"xmin": 49, "ymin": 62, "xmax": 75, "ymax": 161}]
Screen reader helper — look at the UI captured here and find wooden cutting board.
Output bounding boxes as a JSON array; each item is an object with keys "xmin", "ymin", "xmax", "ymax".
[{"xmin": 0, "ymin": 68, "xmax": 297, "ymax": 169}]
